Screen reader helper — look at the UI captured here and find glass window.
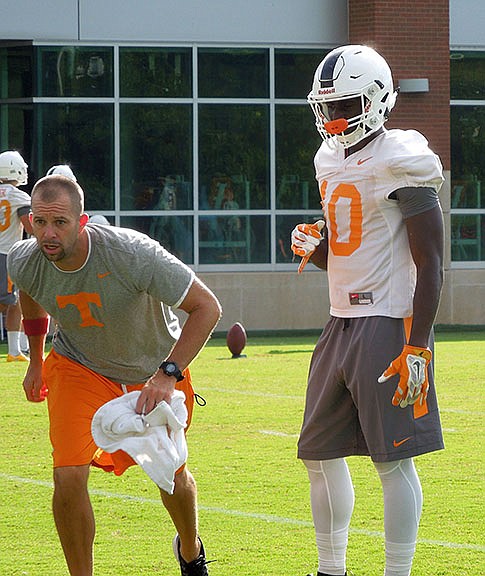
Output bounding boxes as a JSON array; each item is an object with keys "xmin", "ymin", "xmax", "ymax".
[
  {"xmin": 450, "ymin": 51, "xmax": 485, "ymax": 100},
  {"xmin": 451, "ymin": 214, "xmax": 484, "ymax": 262},
  {"xmin": 275, "ymin": 104, "xmax": 321, "ymax": 209},
  {"xmin": 451, "ymin": 106, "xmax": 484, "ymax": 209},
  {"xmin": 0, "ymin": 44, "xmax": 34, "ymax": 99},
  {"xmin": 21, "ymin": 44, "xmax": 436, "ymax": 270},
  {"xmin": 199, "ymin": 104, "xmax": 269, "ymax": 210},
  {"xmin": 120, "ymin": 104, "xmax": 193, "ymax": 210},
  {"xmin": 120, "ymin": 215, "xmax": 194, "ymax": 264},
  {"xmin": 37, "ymin": 46, "xmax": 113, "ymax": 97},
  {"xmin": 275, "ymin": 49, "xmax": 326, "ymax": 99},
  {"xmin": 120, "ymin": 47, "xmax": 192, "ymax": 98},
  {"xmin": 198, "ymin": 49, "xmax": 269, "ymax": 98},
  {"xmin": 37, "ymin": 104, "xmax": 114, "ymax": 210},
  {"xmin": 450, "ymin": 105, "xmax": 484, "ymax": 263},
  {"xmin": 199, "ymin": 215, "xmax": 269, "ymax": 265}
]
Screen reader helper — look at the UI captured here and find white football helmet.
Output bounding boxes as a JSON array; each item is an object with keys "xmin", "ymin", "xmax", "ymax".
[
  {"xmin": 308, "ymin": 45, "xmax": 398, "ymax": 148},
  {"xmin": 89, "ymin": 214, "xmax": 110, "ymax": 226},
  {"xmin": 0, "ymin": 150, "xmax": 28, "ymax": 185},
  {"xmin": 46, "ymin": 164, "xmax": 77, "ymax": 182}
]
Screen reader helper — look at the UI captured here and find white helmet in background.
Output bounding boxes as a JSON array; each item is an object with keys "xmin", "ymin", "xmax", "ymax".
[
  {"xmin": 89, "ymin": 214, "xmax": 110, "ymax": 226},
  {"xmin": 0, "ymin": 150, "xmax": 28, "ymax": 185},
  {"xmin": 46, "ymin": 164, "xmax": 77, "ymax": 182},
  {"xmin": 308, "ymin": 45, "xmax": 398, "ymax": 148}
]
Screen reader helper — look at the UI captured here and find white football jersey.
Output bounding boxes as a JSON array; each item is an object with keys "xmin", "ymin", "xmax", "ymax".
[
  {"xmin": 0, "ymin": 184, "xmax": 31, "ymax": 254},
  {"xmin": 314, "ymin": 129, "xmax": 444, "ymax": 318}
]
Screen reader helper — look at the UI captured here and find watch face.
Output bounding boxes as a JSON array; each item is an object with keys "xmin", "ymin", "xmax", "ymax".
[
  {"xmin": 165, "ymin": 363, "xmax": 176, "ymax": 374},
  {"xmin": 161, "ymin": 361, "xmax": 183, "ymax": 381}
]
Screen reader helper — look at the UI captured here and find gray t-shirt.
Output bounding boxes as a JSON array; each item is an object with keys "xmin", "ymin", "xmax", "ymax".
[{"xmin": 8, "ymin": 224, "xmax": 195, "ymax": 385}]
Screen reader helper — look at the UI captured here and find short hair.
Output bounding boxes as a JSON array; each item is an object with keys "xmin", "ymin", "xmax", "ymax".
[{"xmin": 32, "ymin": 175, "xmax": 84, "ymax": 216}]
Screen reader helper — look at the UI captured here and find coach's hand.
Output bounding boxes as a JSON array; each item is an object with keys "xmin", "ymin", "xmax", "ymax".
[
  {"xmin": 22, "ymin": 361, "xmax": 47, "ymax": 402},
  {"xmin": 136, "ymin": 372, "xmax": 175, "ymax": 415},
  {"xmin": 378, "ymin": 345, "xmax": 432, "ymax": 408}
]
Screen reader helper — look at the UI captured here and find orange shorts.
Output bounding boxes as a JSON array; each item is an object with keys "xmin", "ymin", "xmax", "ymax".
[{"xmin": 43, "ymin": 350, "xmax": 195, "ymax": 476}]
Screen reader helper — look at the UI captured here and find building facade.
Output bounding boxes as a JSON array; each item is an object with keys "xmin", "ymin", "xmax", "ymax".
[{"xmin": 1, "ymin": 0, "xmax": 484, "ymax": 332}]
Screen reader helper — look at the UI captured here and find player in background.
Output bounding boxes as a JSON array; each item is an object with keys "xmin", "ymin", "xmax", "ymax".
[
  {"xmin": 47, "ymin": 164, "xmax": 111, "ymax": 227},
  {"xmin": 0, "ymin": 150, "xmax": 33, "ymax": 361},
  {"xmin": 88, "ymin": 214, "xmax": 111, "ymax": 226},
  {"xmin": 46, "ymin": 166, "xmax": 112, "ymax": 225},
  {"xmin": 291, "ymin": 45, "xmax": 445, "ymax": 576},
  {"xmin": 46, "ymin": 164, "xmax": 77, "ymax": 181},
  {"xmin": 8, "ymin": 174, "xmax": 222, "ymax": 576}
]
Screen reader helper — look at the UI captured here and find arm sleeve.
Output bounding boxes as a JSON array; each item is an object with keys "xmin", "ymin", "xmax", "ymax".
[
  {"xmin": 393, "ymin": 186, "xmax": 441, "ymax": 219},
  {"xmin": 17, "ymin": 205, "xmax": 30, "ymax": 217}
]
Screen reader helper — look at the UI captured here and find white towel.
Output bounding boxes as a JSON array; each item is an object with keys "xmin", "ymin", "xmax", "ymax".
[{"xmin": 91, "ymin": 390, "xmax": 188, "ymax": 494}]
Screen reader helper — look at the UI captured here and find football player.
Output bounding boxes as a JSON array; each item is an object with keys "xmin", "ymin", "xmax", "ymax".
[
  {"xmin": 46, "ymin": 164, "xmax": 77, "ymax": 181},
  {"xmin": 0, "ymin": 150, "xmax": 33, "ymax": 361},
  {"xmin": 291, "ymin": 45, "xmax": 445, "ymax": 576}
]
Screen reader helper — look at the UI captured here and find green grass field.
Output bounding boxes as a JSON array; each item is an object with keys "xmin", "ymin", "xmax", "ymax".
[{"xmin": 1, "ymin": 332, "xmax": 484, "ymax": 575}]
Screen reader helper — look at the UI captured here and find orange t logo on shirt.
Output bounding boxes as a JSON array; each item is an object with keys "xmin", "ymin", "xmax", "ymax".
[{"xmin": 56, "ymin": 292, "xmax": 104, "ymax": 327}]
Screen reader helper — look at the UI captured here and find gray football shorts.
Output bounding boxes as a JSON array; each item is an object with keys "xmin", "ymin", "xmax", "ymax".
[
  {"xmin": 298, "ymin": 316, "xmax": 444, "ymax": 463},
  {"xmin": 0, "ymin": 253, "xmax": 18, "ymax": 306}
]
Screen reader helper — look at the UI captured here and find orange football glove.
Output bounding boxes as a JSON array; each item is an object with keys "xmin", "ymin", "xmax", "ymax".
[
  {"xmin": 378, "ymin": 345, "xmax": 432, "ymax": 408},
  {"xmin": 291, "ymin": 220, "xmax": 325, "ymax": 274}
]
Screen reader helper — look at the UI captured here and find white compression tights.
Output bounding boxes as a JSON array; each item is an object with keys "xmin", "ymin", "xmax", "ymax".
[{"xmin": 304, "ymin": 458, "xmax": 423, "ymax": 576}]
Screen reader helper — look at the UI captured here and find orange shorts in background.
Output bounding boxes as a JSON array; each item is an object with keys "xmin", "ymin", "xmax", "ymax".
[{"xmin": 43, "ymin": 350, "xmax": 195, "ymax": 476}]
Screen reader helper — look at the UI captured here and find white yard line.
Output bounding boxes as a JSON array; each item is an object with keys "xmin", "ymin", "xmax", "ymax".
[{"xmin": 1, "ymin": 473, "xmax": 483, "ymax": 552}]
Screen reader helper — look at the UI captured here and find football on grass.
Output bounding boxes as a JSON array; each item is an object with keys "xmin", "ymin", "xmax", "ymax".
[{"xmin": 226, "ymin": 322, "xmax": 247, "ymax": 357}]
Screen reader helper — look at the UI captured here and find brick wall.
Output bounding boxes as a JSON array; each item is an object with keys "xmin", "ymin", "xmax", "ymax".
[{"xmin": 348, "ymin": 0, "xmax": 450, "ymax": 168}]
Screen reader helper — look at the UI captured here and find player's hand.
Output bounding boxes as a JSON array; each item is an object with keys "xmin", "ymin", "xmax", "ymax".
[
  {"xmin": 378, "ymin": 345, "xmax": 432, "ymax": 408},
  {"xmin": 291, "ymin": 220, "xmax": 325, "ymax": 273},
  {"xmin": 291, "ymin": 221, "xmax": 325, "ymax": 259}
]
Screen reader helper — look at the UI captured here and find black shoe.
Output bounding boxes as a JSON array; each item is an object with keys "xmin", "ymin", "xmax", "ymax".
[
  {"xmin": 173, "ymin": 534, "xmax": 211, "ymax": 576},
  {"xmin": 306, "ymin": 572, "xmax": 347, "ymax": 576}
]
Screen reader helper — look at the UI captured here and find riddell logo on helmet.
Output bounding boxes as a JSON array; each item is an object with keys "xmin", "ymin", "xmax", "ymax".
[{"xmin": 318, "ymin": 87, "xmax": 336, "ymax": 95}]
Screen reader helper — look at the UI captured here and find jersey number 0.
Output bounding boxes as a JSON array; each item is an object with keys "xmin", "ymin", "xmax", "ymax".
[{"xmin": 320, "ymin": 180, "xmax": 363, "ymax": 257}]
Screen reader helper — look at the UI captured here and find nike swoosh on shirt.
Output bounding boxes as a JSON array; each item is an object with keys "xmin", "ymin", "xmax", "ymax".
[
  {"xmin": 97, "ymin": 272, "xmax": 111, "ymax": 279},
  {"xmin": 357, "ymin": 156, "xmax": 373, "ymax": 165},
  {"xmin": 393, "ymin": 437, "xmax": 412, "ymax": 448}
]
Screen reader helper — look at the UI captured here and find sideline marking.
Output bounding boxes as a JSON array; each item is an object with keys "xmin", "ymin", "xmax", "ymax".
[{"xmin": 1, "ymin": 473, "xmax": 483, "ymax": 552}]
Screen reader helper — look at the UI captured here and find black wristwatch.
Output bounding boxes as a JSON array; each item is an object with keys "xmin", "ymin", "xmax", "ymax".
[{"xmin": 159, "ymin": 360, "xmax": 184, "ymax": 382}]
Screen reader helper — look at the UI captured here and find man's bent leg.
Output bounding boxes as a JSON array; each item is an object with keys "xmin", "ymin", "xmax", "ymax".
[
  {"xmin": 160, "ymin": 467, "xmax": 200, "ymax": 562},
  {"xmin": 53, "ymin": 465, "xmax": 94, "ymax": 576}
]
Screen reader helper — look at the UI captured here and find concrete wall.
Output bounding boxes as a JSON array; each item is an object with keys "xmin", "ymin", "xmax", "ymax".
[
  {"xmin": 450, "ymin": 0, "xmax": 485, "ymax": 47},
  {"xmin": 199, "ymin": 270, "xmax": 330, "ymax": 333},
  {"xmin": 1, "ymin": 0, "xmax": 481, "ymax": 47},
  {"xmin": 0, "ymin": 0, "xmax": 347, "ymax": 45}
]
